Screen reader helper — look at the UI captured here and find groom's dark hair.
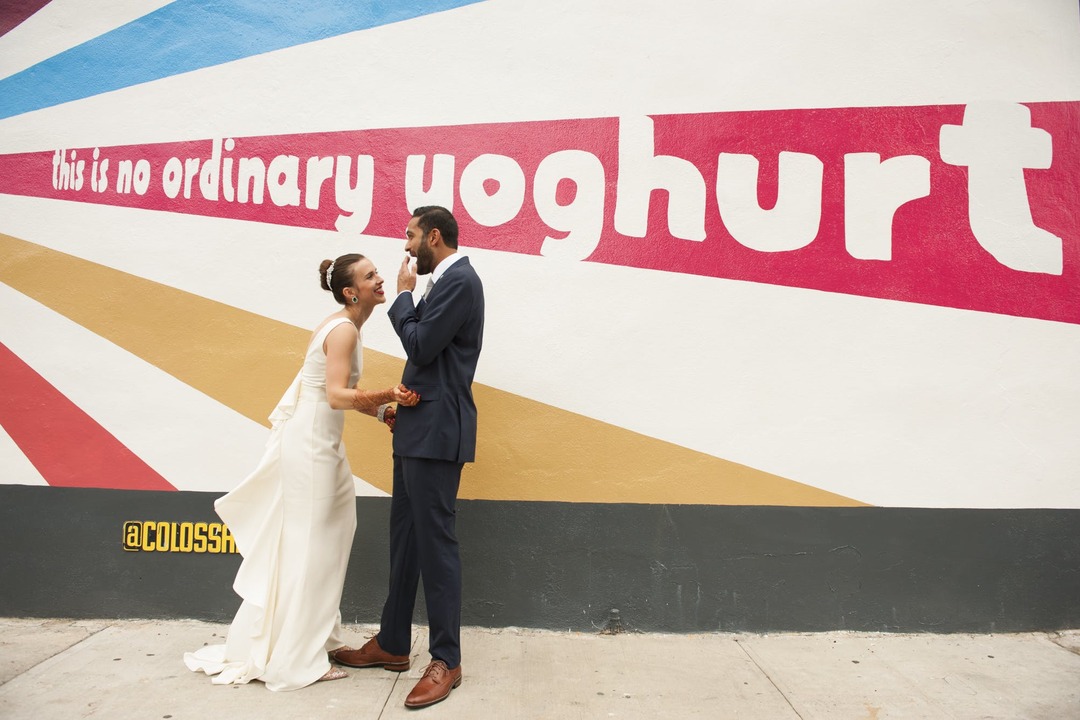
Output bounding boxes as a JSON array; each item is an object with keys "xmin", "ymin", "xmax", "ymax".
[{"xmin": 412, "ymin": 206, "xmax": 459, "ymax": 249}]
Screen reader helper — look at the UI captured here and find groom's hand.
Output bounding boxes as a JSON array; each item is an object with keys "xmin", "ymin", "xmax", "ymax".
[
  {"xmin": 397, "ymin": 255, "xmax": 417, "ymax": 294},
  {"xmin": 393, "ymin": 384, "xmax": 420, "ymax": 406}
]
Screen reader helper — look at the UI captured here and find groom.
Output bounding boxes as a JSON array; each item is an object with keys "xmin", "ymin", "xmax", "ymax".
[{"xmin": 334, "ymin": 206, "xmax": 484, "ymax": 709}]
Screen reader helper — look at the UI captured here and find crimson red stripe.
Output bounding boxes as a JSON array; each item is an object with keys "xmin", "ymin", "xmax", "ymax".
[
  {"xmin": 0, "ymin": 0, "xmax": 51, "ymax": 38},
  {"xmin": 0, "ymin": 342, "xmax": 176, "ymax": 490},
  {"xmin": 0, "ymin": 101, "xmax": 1076, "ymax": 324}
]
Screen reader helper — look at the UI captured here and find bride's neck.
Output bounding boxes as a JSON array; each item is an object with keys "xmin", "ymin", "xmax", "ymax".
[{"xmin": 344, "ymin": 303, "xmax": 373, "ymax": 328}]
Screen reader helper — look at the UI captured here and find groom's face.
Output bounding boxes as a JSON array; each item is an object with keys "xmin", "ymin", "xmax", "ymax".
[
  {"xmin": 406, "ymin": 217, "xmax": 437, "ymax": 276},
  {"xmin": 415, "ymin": 233, "xmax": 436, "ymax": 276}
]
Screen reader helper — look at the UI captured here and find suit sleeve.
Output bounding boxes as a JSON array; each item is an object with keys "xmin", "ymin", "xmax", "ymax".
[{"xmin": 389, "ymin": 272, "xmax": 476, "ymax": 367}]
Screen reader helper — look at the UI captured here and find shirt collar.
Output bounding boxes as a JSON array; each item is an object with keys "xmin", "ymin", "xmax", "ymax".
[{"xmin": 429, "ymin": 252, "xmax": 464, "ymax": 286}]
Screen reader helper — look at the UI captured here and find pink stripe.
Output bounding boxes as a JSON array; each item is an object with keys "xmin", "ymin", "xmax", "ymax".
[{"xmin": 1, "ymin": 101, "xmax": 1076, "ymax": 323}]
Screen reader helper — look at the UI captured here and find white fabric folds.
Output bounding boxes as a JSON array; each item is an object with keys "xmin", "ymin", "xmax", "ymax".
[{"xmin": 185, "ymin": 318, "xmax": 361, "ymax": 691}]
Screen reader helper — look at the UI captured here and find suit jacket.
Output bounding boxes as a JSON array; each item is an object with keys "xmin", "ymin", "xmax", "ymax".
[{"xmin": 387, "ymin": 256, "xmax": 484, "ymax": 463}]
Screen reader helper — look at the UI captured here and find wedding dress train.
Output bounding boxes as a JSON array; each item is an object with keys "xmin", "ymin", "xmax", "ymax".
[{"xmin": 185, "ymin": 317, "xmax": 360, "ymax": 691}]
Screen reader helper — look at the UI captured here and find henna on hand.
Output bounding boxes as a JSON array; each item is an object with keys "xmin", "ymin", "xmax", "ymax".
[
  {"xmin": 393, "ymin": 384, "xmax": 420, "ymax": 406},
  {"xmin": 351, "ymin": 387, "xmax": 394, "ymax": 412}
]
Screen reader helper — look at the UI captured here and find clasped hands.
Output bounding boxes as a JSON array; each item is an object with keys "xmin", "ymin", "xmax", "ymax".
[
  {"xmin": 381, "ymin": 384, "xmax": 419, "ymax": 434},
  {"xmin": 392, "ymin": 384, "xmax": 420, "ymax": 407}
]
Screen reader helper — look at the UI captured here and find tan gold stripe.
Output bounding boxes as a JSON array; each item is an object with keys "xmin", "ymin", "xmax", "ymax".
[{"xmin": 0, "ymin": 232, "xmax": 866, "ymax": 506}]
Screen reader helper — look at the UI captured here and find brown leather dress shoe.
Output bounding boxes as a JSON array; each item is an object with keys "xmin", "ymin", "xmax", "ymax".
[
  {"xmin": 331, "ymin": 636, "xmax": 410, "ymax": 671},
  {"xmin": 404, "ymin": 660, "xmax": 462, "ymax": 709}
]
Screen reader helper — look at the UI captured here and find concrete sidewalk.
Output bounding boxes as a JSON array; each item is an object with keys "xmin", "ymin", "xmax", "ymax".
[{"xmin": 1, "ymin": 618, "xmax": 1077, "ymax": 719}]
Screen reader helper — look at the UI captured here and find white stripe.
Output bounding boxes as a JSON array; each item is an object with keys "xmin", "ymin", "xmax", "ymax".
[
  {"xmin": 1, "ymin": 0, "xmax": 1078, "ymax": 151},
  {"xmin": 0, "ymin": 0, "xmax": 175, "ymax": 81},
  {"xmin": 0, "ymin": 424, "xmax": 48, "ymax": 485},
  {"xmin": 2, "ymin": 196, "xmax": 1079, "ymax": 508},
  {"xmin": 0, "ymin": 280, "xmax": 387, "ymax": 496}
]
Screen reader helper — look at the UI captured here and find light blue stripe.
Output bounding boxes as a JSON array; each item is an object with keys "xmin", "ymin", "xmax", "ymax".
[{"xmin": 0, "ymin": 0, "xmax": 483, "ymax": 120}]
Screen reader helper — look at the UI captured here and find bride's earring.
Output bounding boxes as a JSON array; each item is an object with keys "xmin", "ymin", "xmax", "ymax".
[{"xmin": 351, "ymin": 296, "xmax": 359, "ymax": 304}]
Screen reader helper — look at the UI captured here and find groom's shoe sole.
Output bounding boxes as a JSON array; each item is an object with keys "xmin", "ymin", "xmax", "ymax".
[
  {"xmin": 338, "ymin": 658, "xmax": 410, "ymax": 672},
  {"xmin": 330, "ymin": 649, "xmax": 409, "ymax": 672}
]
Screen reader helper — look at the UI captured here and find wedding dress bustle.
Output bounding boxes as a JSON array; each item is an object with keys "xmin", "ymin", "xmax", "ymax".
[{"xmin": 185, "ymin": 317, "xmax": 360, "ymax": 691}]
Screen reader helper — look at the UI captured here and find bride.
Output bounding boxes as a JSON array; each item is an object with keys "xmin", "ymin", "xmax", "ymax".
[{"xmin": 185, "ymin": 252, "xmax": 418, "ymax": 691}]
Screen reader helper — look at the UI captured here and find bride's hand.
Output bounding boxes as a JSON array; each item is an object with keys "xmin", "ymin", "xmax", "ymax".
[{"xmin": 393, "ymin": 384, "xmax": 420, "ymax": 406}]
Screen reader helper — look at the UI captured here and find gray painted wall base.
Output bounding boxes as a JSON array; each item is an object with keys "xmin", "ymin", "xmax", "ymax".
[{"xmin": 2, "ymin": 486, "xmax": 1077, "ymax": 632}]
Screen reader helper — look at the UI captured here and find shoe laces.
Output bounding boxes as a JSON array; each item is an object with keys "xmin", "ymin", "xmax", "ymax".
[{"xmin": 422, "ymin": 660, "xmax": 448, "ymax": 681}]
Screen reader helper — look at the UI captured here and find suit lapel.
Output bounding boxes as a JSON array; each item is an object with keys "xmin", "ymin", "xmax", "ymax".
[{"xmin": 421, "ymin": 256, "xmax": 469, "ymax": 313}]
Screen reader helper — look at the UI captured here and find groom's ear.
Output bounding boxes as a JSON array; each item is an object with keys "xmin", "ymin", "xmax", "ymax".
[{"xmin": 428, "ymin": 228, "xmax": 443, "ymax": 247}]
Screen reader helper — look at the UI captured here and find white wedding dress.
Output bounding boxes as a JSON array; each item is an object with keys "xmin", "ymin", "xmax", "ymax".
[{"xmin": 185, "ymin": 317, "xmax": 360, "ymax": 691}]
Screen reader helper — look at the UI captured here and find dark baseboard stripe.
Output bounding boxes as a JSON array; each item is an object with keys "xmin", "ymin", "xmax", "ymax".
[{"xmin": 2, "ymin": 485, "xmax": 1077, "ymax": 632}]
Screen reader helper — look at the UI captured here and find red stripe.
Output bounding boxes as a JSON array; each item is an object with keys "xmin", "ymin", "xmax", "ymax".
[
  {"xmin": 0, "ymin": 0, "xmax": 51, "ymax": 38},
  {"xmin": 0, "ymin": 342, "xmax": 176, "ymax": 491}
]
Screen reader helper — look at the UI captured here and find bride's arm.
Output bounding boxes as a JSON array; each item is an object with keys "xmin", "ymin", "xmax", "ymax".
[
  {"xmin": 325, "ymin": 323, "xmax": 419, "ymax": 416},
  {"xmin": 325, "ymin": 323, "xmax": 364, "ymax": 409}
]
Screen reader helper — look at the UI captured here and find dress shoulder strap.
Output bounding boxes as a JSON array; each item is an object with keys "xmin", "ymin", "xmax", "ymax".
[{"xmin": 309, "ymin": 316, "xmax": 355, "ymax": 351}]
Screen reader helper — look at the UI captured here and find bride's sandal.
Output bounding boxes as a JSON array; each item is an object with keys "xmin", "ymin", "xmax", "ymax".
[{"xmin": 318, "ymin": 667, "xmax": 348, "ymax": 683}]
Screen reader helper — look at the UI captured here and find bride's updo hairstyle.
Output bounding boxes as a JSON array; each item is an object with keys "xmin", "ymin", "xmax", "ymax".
[{"xmin": 319, "ymin": 253, "xmax": 366, "ymax": 305}]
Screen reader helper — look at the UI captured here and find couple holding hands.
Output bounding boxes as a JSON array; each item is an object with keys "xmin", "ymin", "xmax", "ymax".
[{"xmin": 185, "ymin": 206, "xmax": 484, "ymax": 709}]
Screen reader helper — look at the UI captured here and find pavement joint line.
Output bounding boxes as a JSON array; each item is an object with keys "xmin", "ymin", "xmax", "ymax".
[
  {"xmin": 1047, "ymin": 632, "xmax": 1080, "ymax": 656},
  {"xmin": 0, "ymin": 619, "xmax": 114, "ymax": 689},
  {"xmin": 734, "ymin": 637, "xmax": 805, "ymax": 720},
  {"xmin": 381, "ymin": 634, "xmax": 416, "ymax": 719},
  {"xmin": 375, "ymin": 630, "xmax": 423, "ymax": 716},
  {"xmin": 376, "ymin": 673, "xmax": 396, "ymax": 718}
]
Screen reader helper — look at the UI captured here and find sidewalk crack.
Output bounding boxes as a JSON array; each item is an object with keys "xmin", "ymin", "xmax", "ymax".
[
  {"xmin": 735, "ymin": 638, "xmax": 805, "ymax": 720},
  {"xmin": 375, "ymin": 631, "xmax": 421, "ymax": 719},
  {"xmin": 1047, "ymin": 632, "xmax": 1080, "ymax": 657},
  {"xmin": 0, "ymin": 620, "xmax": 112, "ymax": 688},
  {"xmin": 376, "ymin": 672, "xmax": 402, "ymax": 719}
]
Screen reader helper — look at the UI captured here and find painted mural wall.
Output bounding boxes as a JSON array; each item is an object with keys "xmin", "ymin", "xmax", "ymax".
[{"xmin": 1, "ymin": 0, "xmax": 1079, "ymax": 630}]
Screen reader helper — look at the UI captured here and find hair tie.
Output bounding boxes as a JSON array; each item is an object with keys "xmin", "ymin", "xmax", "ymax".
[{"xmin": 325, "ymin": 261, "xmax": 335, "ymax": 290}]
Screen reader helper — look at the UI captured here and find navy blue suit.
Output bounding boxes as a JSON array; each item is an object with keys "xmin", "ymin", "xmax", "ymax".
[{"xmin": 380, "ymin": 256, "xmax": 483, "ymax": 669}]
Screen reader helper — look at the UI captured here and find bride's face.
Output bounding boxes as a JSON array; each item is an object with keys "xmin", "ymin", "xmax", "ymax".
[{"xmin": 349, "ymin": 258, "xmax": 386, "ymax": 306}]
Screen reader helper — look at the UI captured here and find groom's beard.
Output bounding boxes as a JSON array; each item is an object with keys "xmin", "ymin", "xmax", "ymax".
[{"xmin": 416, "ymin": 242, "xmax": 435, "ymax": 276}]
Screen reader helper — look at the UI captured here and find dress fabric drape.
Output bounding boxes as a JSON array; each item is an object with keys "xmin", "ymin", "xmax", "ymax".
[{"xmin": 184, "ymin": 317, "xmax": 360, "ymax": 691}]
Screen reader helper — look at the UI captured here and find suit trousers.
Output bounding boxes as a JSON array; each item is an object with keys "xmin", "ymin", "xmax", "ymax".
[{"xmin": 377, "ymin": 454, "xmax": 463, "ymax": 668}]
